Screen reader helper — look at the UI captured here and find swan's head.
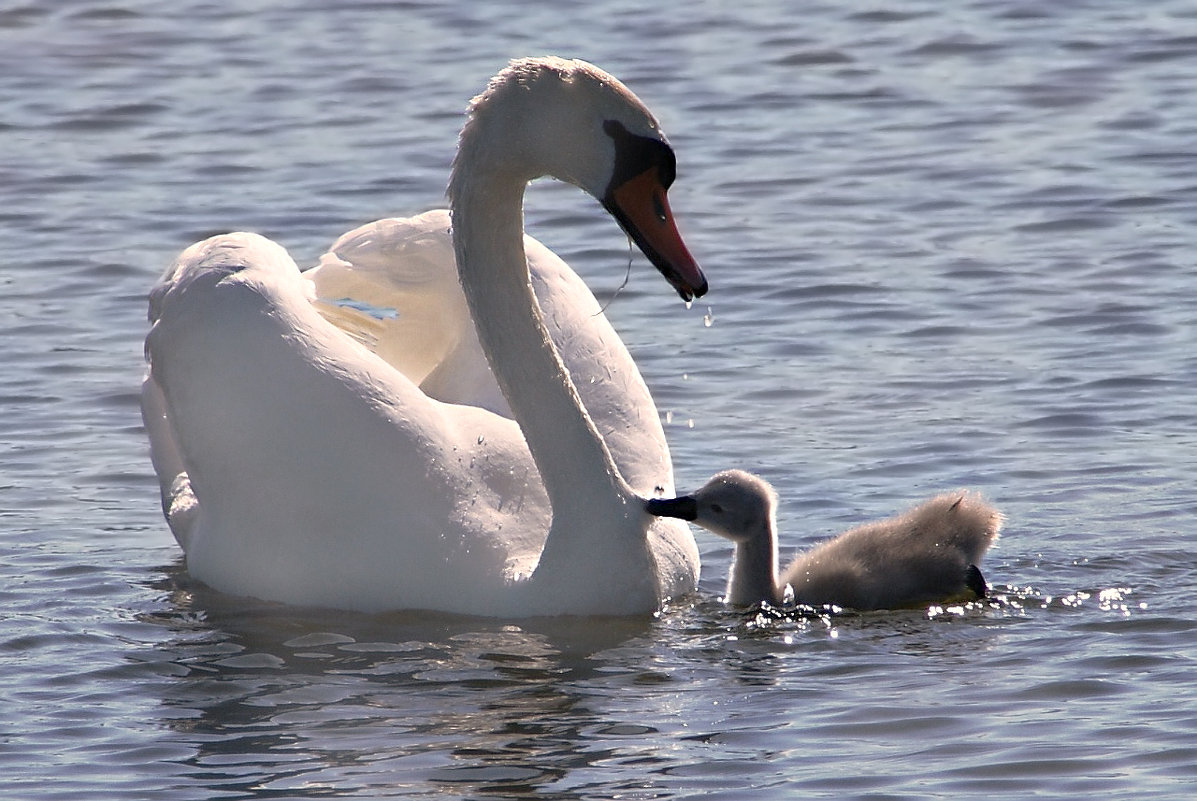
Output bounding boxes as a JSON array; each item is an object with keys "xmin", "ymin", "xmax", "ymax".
[
  {"xmin": 454, "ymin": 56, "xmax": 707, "ymax": 301},
  {"xmin": 646, "ymin": 469, "xmax": 778, "ymax": 545}
]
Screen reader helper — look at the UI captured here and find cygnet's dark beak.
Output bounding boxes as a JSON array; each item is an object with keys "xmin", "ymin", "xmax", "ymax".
[{"xmin": 645, "ymin": 495, "xmax": 698, "ymax": 522}]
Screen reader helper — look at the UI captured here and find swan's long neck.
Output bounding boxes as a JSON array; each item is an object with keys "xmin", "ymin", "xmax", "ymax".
[
  {"xmin": 728, "ymin": 532, "xmax": 782, "ymax": 606},
  {"xmin": 444, "ymin": 75, "xmax": 665, "ymax": 613},
  {"xmin": 448, "ymin": 156, "xmax": 633, "ymax": 524},
  {"xmin": 450, "ymin": 174, "xmax": 632, "ymax": 502}
]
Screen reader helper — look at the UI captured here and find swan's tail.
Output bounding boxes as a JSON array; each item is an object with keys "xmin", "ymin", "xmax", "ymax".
[
  {"xmin": 904, "ymin": 491, "xmax": 1002, "ymax": 603},
  {"xmin": 934, "ymin": 491, "xmax": 1004, "ymax": 563}
]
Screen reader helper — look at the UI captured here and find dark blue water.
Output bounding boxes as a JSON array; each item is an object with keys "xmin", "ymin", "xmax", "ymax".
[{"xmin": 3, "ymin": 1, "xmax": 1196, "ymax": 798}]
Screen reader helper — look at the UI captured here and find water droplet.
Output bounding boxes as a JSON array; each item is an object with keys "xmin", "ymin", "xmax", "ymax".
[
  {"xmin": 665, "ymin": 410, "xmax": 674, "ymax": 424},
  {"xmin": 703, "ymin": 306, "xmax": 714, "ymax": 327}
]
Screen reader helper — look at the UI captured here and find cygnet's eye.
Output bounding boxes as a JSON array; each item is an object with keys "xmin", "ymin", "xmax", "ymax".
[{"xmin": 710, "ymin": 503, "xmax": 724, "ymax": 514}]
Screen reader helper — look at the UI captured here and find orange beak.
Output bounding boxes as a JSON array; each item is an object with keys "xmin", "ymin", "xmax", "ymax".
[{"xmin": 605, "ymin": 167, "xmax": 707, "ymax": 302}]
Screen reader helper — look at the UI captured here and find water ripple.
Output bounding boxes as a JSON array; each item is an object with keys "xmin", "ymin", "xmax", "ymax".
[{"xmin": 5, "ymin": 0, "xmax": 1197, "ymax": 797}]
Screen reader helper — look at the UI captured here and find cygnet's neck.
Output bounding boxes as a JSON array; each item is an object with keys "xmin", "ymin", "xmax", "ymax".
[{"xmin": 726, "ymin": 527, "xmax": 782, "ymax": 606}]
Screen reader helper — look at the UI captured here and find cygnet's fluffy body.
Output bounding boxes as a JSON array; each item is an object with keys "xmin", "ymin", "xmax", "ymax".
[{"xmin": 647, "ymin": 470, "xmax": 1002, "ymax": 610}]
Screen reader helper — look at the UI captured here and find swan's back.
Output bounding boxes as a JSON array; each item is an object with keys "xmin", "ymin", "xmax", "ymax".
[
  {"xmin": 143, "ymin": 232, "xmax": 550, "ymax": 611},
  {"xmin": 303, "ymin": 209, "xmax": 679, "ymax": 499},
  {"xmin": 307, "ymin": 212, "xmax": 476, "ymax": 394},
  {"xmin": 786, "ymin": 492, "xmax": 1002, "ymax": 609}
]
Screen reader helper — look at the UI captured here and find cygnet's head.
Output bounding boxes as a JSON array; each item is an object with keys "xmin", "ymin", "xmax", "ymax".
[{"xmin": 646, "ymin": 469, "xmax": 777, "ymax": 544}]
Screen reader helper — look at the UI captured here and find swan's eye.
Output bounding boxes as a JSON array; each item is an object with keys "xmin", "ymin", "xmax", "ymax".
[
  {"xmin": 710, "ymin": 503, "xmax": 724, "ymax": 514},
  {"xmin": 652, "ymin": 192, "xmax": 667, "ymax": 223}
]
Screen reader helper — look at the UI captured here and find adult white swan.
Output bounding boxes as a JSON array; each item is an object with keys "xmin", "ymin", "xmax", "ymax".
[{"xmin": 141, "ymin": 57, "xmax": 707, "ymax": 616}]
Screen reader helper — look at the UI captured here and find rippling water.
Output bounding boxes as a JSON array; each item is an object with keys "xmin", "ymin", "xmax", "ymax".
[{"xmin": 4, "ymin": 1, "xmax": 1197, "ymax": 798}]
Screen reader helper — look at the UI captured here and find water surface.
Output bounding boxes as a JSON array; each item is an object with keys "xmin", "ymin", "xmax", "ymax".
[{"xmin": 3, "ymin": 1, "xmax": 1196, "ymax": 798}]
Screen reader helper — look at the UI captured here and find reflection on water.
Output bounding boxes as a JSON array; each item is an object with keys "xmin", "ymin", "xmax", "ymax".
[
  {"xmin": 131, "ymin": 566, "xmax": 1168, "ymax": 799},
  {"xmin": 147, "ymin": 568, "xmax": 670, "ymax": 797}
]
